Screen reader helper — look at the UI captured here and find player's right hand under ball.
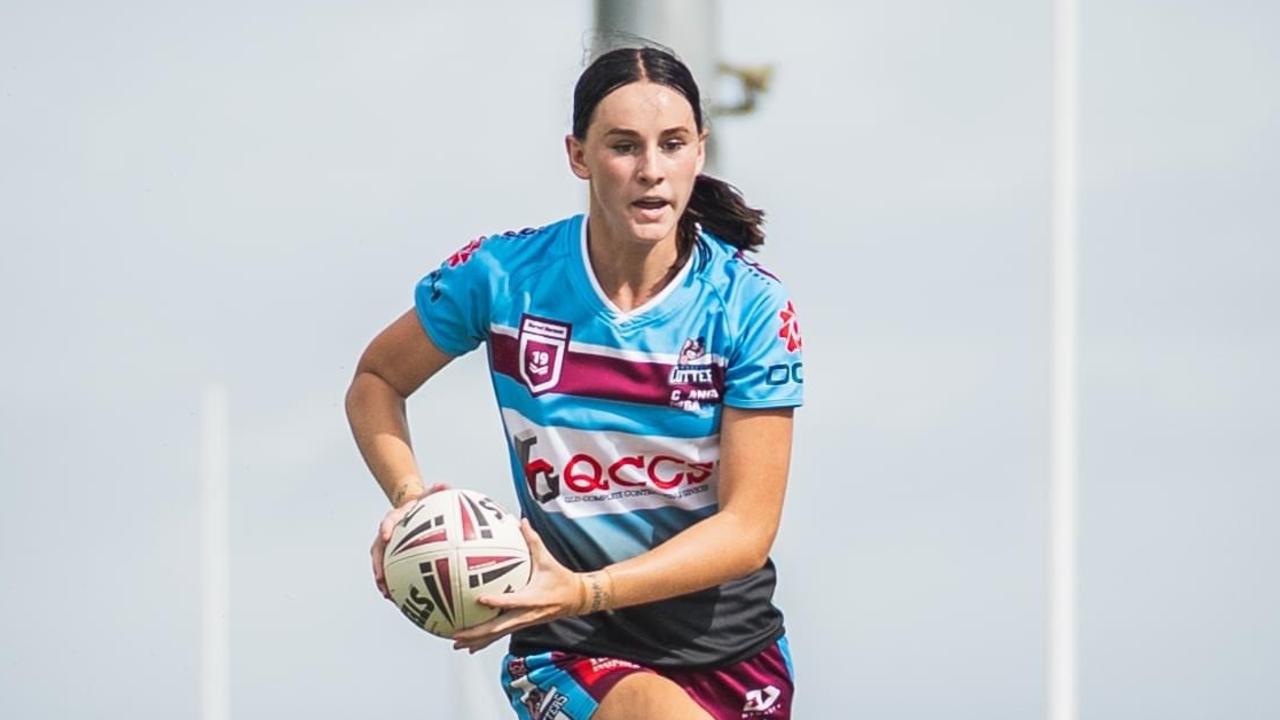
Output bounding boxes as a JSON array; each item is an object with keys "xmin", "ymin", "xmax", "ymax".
[{"xmin": 370, "ymin": 482, "xmax": 449, "ymax": 601}]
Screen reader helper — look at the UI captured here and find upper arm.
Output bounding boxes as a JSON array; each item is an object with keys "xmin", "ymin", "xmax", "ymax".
[
  {"xmin": 354, "ymin": 308, "xmax": 457, "ymax": 398},
  {"xmin": 716, "ymin": 406, "xmax": 795, "ymax": 562}
]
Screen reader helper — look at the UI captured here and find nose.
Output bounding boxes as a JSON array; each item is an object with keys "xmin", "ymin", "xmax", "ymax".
[{"xmin": 636, "ymin": 145, "xmax": 663, "ymax": 185}]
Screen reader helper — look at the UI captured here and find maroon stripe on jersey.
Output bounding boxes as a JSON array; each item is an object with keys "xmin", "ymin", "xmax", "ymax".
[{"xmin": 489, "ymin": 333, "xmax": 724, "ymax": 407}]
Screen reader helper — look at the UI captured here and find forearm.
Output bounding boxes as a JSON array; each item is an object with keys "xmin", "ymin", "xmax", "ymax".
[
  {"xmin": 345, "ymin": 370, "xmax": 426, "ymax": 506},
  {"xmin": 585, "ymin": 507, "xmax": 776, "ymax": 613}
]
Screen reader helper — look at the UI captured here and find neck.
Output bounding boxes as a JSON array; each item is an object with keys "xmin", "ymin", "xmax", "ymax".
[{"xmin": 585, "ymin": 211, "xmax": 682, "ymax": 313}]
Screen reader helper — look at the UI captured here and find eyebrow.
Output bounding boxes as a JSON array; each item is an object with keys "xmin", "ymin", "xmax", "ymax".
[{"xmin": 602, "ymin": 127, "xmax": 692, "ymax": 138}]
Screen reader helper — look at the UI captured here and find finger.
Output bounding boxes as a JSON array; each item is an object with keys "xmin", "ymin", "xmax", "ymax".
[
  {"xmin": 464, "ymin": 636, "xmax": 501, "ymax": 654},
  {"xmin": 452, "ymin": 611, "xmax": 520, "ymax": 644},
  {"xmin": 371, "ymin": 552, "xmax": 389, "ymax": 599},
  {"xmin": 371, "ymin": 538, "xmax": 386, "ymax": 574},
  {"xmin": 476, "ymin": 591, "xmax": 527, "ymax": 609},
  {"xmin": 519, "ymin": 520, "xmax": 547, "ymax": 556},
  {"xmin": 454, "ymin": 607, "xmax": 546, "ymax": 645}
]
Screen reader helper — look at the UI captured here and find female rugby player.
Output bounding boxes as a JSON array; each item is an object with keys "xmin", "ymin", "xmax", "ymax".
[{"xmin": 346, "ymin": 46, "xmax": 804, "ymax": 720}]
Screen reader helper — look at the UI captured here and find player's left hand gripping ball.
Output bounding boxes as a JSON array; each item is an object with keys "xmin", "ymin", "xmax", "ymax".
[{"xmin": 451, "ymin": 519, "xmax": 585, "ymax": 653}]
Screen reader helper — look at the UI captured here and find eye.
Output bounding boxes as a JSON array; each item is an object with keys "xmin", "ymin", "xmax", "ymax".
[
  {"xmin": 611, "ymin": 142, "xmax": 636, "ymax": 154},
  {"xmin": 663, "ymin": 139, "xmax": 687, "ymax": 152}
]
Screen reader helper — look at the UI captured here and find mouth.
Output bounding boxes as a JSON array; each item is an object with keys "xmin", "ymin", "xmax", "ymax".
[
  {"xmin": 631, "ymin": 197, "xmax": 670, "ymax": 210},
  {"xmin": 630, "ymin": 197, "xmax": 671, "ymax": 220}
]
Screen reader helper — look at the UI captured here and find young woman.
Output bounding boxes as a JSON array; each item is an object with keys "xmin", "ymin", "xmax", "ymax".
[{"xmin": 346, "ymin": 46, "xmax": 804, "ymax": 720}]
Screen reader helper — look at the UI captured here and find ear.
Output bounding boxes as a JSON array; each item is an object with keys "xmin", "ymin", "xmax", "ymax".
[{"xmin": 565, "ymin": 134, "xmax": 590, "ymax": 180}]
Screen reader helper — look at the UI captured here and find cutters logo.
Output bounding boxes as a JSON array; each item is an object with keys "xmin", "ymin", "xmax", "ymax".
[
  {"xmin": 678, "ymin": 337, "xmax": 708, "ymax": 364},
  {"xmin": 669, "ymin": 336, "xmax": 721, "ymax": 411},
  {"xmin": 518, "ymin": 315, "xmax": 571, "ymax": 395},
  {"xmin": 446, "ymin": 236, "xmax": 484, "ymax": 268},
  {"xmin": 777, "ymin": 300, "xmax": 803, "ymax": 353},
  {"xmin": 537, "ymin": 691, "xmax": 569, "ymax": 720},
  {"xmin": 743, "ymin": 685, "xmax": 782, "ymax": 714}
]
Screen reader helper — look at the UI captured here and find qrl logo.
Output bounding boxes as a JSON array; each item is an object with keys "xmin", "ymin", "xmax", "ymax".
[
  {"xmin": 518, "ymin": 315, "xmax": 570, "ymax": 394},
  {"xmin": 514, "ymin": 432, "xmax": 713, "ymax": 503}
]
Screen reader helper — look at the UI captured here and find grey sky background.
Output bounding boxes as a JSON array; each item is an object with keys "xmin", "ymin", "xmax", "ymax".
[{"xmin": 1, "ymin": 1, "xmax": 1276, "ymax": 718}]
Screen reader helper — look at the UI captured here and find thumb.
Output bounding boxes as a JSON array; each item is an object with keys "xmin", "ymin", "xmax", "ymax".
[{"xmin": 520, "ymin": 519, "xmax": 545, "ymax": 554}]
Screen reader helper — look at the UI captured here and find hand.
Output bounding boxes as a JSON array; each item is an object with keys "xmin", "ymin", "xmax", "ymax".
[
  {"xmin": 451, "ymin": 519, "xmax": 588, "ymax": 653},
  {"xmin": 371, "ymin": 482, "xmax": 448, "ymax": 601}
]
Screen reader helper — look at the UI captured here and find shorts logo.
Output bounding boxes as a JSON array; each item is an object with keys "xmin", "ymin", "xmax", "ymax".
[
  {"xmin": 529, "ymin": 688, "xmax": 569, "ymax": 720},
  {"xmin": 743, "ymin": 685, "xmax": 782, "ymax": 713},
  {"xmin": 518, "ymin": 315, "xmax": 571, "ymax": 395},
  {"xmin": 777, "ymin": 300, "xmax": 803, "ymax": 353}
]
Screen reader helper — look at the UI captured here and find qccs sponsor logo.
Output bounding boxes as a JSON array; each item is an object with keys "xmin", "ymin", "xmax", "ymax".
[{"xmin": 514, "ymin": 432, "xmax": 715, "ymax": 504}]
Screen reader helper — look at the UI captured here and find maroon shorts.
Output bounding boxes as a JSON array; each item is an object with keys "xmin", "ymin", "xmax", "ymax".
[{"xmin": 500, "ymin": 635, "xmax": 795, "ymax": 719}]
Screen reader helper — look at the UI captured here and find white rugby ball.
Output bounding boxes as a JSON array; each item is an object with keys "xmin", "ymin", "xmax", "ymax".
[{"xmin": 383, "ymin": 489, "xmax": 531, "ymax": 638}]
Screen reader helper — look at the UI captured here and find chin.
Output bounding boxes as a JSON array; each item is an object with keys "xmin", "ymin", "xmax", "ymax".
[{"xmin": 628, "ymin": 222, "xmax": 672, "ymax": 244}]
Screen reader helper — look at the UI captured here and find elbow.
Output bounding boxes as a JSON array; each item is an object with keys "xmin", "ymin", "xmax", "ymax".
[
  {"xmin": 742, "ymin": 543, "xmax": 772, "ymax": 575},
  {"xmin": 344, "ymin": 374, "xmax": 362, "ymax": 420},
  {"xmin": 734, "ymin": 528, "xmax": 777, "ymax": 577},
  {"xmin": 719, "ymin": 511, "xmax": 777, "ymax": 578},
  {"xmin": 344, "ymin": 359, "xmax": 384, "ymax": 423}
]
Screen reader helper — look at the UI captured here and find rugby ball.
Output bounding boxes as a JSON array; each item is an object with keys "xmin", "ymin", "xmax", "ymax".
[{"xmin": 383, "ymin": 489, "xmax": 531, "ymax": 638}]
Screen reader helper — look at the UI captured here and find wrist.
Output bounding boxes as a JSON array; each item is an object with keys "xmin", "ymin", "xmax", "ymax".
[
  {"xmin": 576, "ymin": 568, "xmax": 615, "ymax": 615},
  {"xmin": 390, "ymin": 479, "xmax": 426, "ymax": 507}
]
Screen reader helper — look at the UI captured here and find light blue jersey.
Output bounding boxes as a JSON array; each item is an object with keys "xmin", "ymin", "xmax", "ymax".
[{"xmin": 415, "ymin": 213, "xmax": 803, "ymax": 667}]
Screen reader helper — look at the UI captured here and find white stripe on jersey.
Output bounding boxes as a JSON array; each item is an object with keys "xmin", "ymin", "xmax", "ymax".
[
  {"xmin": 502, "ymin": 408, "xmax": 721, "ymax": 520},
  {"xmin": 490, "ymin": 323, "xmax": 729, "ymax": 367}
]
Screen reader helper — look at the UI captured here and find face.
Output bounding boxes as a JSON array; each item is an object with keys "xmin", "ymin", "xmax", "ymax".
[{"xmin": 566, "ymin": 80, "xmax": 706, "ymax": 247}]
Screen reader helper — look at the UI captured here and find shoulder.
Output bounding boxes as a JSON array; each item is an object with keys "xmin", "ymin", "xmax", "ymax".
[
  {"xmin": 437, "ymin": 215, "xmax": 578, "ymax": 279},
  {"xmin": 445, "ymin": 213, "xmax": 576, "ymax": 272},
  {"xmin": 693, "ymin": 231, "xmax": 792, "ymax": 313}
]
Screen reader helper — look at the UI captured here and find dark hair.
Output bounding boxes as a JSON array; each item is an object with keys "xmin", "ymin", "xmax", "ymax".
[{"xmin": 572, "ymin": 46, "xmax": 765, "ymax": 269}]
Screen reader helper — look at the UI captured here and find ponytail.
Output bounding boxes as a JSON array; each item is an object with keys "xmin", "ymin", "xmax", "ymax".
[{"xmin": 676, "ymin": 174, "xmax": 766, "ymax": 271}]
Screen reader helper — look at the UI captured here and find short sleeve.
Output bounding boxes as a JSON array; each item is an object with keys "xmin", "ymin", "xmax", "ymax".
[
  {"xmin": 413, "ymin": 236, "xmax": 494, "ymax": 357},
  {"xmin": 723, "ymin": 286, "xmax": 805, "ymax": 409}
]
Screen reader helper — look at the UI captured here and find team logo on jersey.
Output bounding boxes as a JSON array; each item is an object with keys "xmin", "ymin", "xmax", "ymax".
[
  {"xmin": 778, "ymin": 300, "xmax": 803, "ymax": 353},
  {"xmin": 518, "ymin": 314, "xmax": 571, "ymax": 395},
  {"xmin": 668, "ymin": 336, "xmax": 721, "ymax": 411}
]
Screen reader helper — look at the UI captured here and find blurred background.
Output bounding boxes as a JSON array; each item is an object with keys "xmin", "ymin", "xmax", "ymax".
[{"xmin": 2, "ymin": 0, "xmax": 1277, "ymax": 717}]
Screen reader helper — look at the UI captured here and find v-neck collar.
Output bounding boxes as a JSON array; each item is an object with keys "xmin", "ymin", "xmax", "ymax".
[{"xmin": 568, "ymin": 214, "xmax": 694, "ymax": 328}]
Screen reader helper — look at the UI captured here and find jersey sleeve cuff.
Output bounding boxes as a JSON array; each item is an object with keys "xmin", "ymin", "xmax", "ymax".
[
  {"xmin": 414, "ymin": 303, "xmax": 471, "ymax": 357},
  {"xmin": 722, "ymin": 396, "xmax": 804, "ymax": 410}
]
